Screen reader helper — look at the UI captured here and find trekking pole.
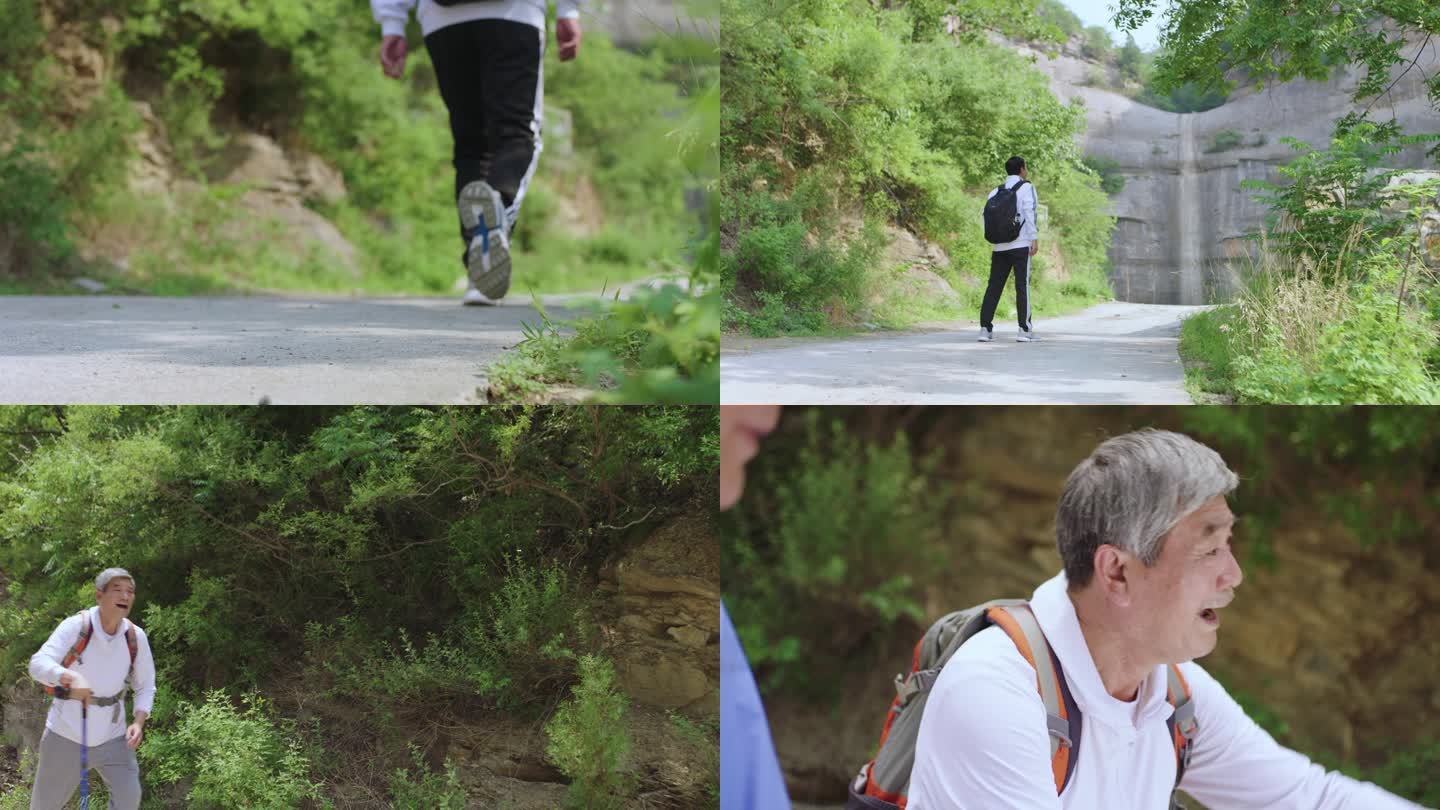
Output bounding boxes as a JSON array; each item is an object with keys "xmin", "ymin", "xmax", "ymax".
[{"xmin": 80, "ymin": 699, "xmax": 89, "ymax": 810}]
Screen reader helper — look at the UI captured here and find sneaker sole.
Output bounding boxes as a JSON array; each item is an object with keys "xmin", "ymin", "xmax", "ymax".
[
  {"xmin": 459, "ymin": 181, "xmax": 511, "ymax": 300},
  {"xmin": 462, "ymin": 287, "xmax": 500, "ymax": 307}
]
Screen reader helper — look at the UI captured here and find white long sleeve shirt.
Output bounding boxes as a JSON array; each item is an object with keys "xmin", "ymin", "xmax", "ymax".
[
  {"xmin": 985, "ymin": 175, "xmax": 1038, "ymax": 252},
  {"xmin": 909, "ymin": 572, "xmax": 1429, "ymax": 810},
  {"xmin": 370, "ymin": 0, "xmax": 580, "ymax": 38},
  {"xmin": 29, "ymin": 607, "xmax": 157, "ymax": 747}
]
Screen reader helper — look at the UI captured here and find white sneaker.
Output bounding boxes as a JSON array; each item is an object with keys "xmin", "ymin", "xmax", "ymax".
[
  {"xmin": 459, "ymin": 180, "xmax": 512, "ymax": 301},
  {"xmin": 978, "ymin": 328, "xmax": 994, "ymax": 342},
  {"xmin": 461, "ymin": 284, "xmax": 500, "ymax": 306},
  {"xmin": 1017, "ymin": 329, "xmax": 1036, "ymax": 342}
]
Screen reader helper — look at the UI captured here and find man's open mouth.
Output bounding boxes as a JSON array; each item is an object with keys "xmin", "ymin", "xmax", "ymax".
[
  {"xmin": 117, "ymin": 603, "xmax": 130, "ymax": 610},
  {"xmin": 1199, "ymin": 607, "xmax": 1220, "ymax": 625}
]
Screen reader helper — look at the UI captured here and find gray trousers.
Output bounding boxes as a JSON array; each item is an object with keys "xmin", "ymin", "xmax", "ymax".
[{"xmin": 29, "ymin": 729, "xmax": 140, "ymax": 810}]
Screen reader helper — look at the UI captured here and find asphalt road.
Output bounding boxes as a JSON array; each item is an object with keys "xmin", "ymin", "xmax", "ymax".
[
  {"xmin": 0, "ymin": 295, "xmax": 583, "ymax": 404},
  {"xmin": 721, "ymin": 302, "xmax": 1209, "ymax": 405}
]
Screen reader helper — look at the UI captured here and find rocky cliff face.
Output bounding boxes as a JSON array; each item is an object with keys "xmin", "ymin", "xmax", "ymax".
[{"xmin": 1020, "ymin": 37, "xmax": 1440, "ymax": 304}]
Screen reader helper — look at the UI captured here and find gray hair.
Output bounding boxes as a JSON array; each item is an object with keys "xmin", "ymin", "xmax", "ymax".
[
  {"xmin": 1056, "ymin": 429, "xmax": 1237, "ymax": 588},
  {"xmin": 95, "ymin": 568, "xmax": 135, "ymax": 592}
]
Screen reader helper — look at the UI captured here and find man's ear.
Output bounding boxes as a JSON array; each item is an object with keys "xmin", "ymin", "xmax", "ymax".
[{"xmin": 1092, "ymin": 544, "xmax": 1134, "ymax": 607}]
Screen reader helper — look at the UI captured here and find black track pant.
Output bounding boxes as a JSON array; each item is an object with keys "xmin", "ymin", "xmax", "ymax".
[
  {"xmin": 424, "ymin": 19, "xmax": 544, "ymax": 244},
  {"xmin": 979, "ymin": 246, "xmax": 1033, "ymax": 331}
]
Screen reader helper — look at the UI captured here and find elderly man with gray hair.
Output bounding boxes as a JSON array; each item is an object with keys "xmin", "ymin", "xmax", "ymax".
[
  {"xmin": 898, "ymin": 429, "xmax": 1429, "ymax": 810},
  {"xmin": 27, "ymin": 568, "xmax": 156, "ymax": 810}
]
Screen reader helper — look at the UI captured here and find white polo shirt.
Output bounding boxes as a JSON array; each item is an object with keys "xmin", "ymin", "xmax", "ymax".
[
  {"xmin": 909, "ymin": 572, "xmax": 1427, "ymax": 810},
  {"xmin": 29, "ymin": 607, "xmax": 157, "ymax": 747}
]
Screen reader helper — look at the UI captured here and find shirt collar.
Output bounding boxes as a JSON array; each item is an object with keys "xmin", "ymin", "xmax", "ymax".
[
  {"xmin": 1029, "ymin": 571, "xmax": 1174, "ymax": 730},
  {"xmin": 87, "ymin": 606, "xmax": 127, "ymax": 640}
]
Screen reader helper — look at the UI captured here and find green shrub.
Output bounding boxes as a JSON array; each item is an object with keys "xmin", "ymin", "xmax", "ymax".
[
  {"xmin": 1080, "ymin": 26, "xmax": 1113, "ymax": 61},
  {"xmin": 668, "ymin": 712, "xmax": 719, "ymax": 809},
  {"xmin": 311, "ymin": 555, "xmax": 592, "ymax": 712},
  {"xmin": 1362, "ymin": 739, "xmax": 1440, "ymax": 806},
  {"xmin": 141, "ymin": 690, "xmax": 323, "ymax": 809},
  {"xmin": 544, "ymin": 655, "xmax": 633, "ymax": 810},
  {"xmin": 468, "ymin": 555, "xmax": 592, "ymax": 704},
  {"xmin": 1242, "ymin": 122, "xmax": 1440, "ymax": 276},
  {"xmin": 0, "ymin": 144, "xmax": 73, "ymax": 272},
  {"xmin": 721, "ymin": 185, "xmax": 880, "ymax": 334},
  {"xmin": 1229, "ymin": 276, "xmax": 1440, "ymax": 404},
  {"xmin": 0, "ymin": 748, "xmax": 38, "ymax": 810},
  {"xmin": 390, "ymin": 745, "xmax": 467, "ymax": 810},
  {"xmin": 722, "ymin": 410, "xmax": 951, "ymax": 695},
  {"xmin": 1206, "ymin": 128, "xmax": 1245, "ymax": 153},
  {"xmin": 1080, "ymin": 154, "xmax": 1126, "ymax": 195}
]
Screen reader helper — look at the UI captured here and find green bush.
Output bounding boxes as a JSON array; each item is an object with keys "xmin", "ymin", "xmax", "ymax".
[
  {"xmin": 1243, "ymin": 122, "xmax": 1440, "ymax": 276},
  {"xmin": 1229, "ymin": 275, "xmax": 1440, "ymax": 404},
  {"xmin": 1362, "ymin": 739, "xmax": 1440, "ymax": 806},
  {"xmin": 0, "ymin": 144, "xmax": 73, "ymax": 272},
  {"xmin": 668, "ymin": 712, "xmax": 719, "ymax": 809},
  {"xmin": 721, "ymin": 410, "xmax": 951, "ymax": 695},
  {"xmin": 389, "ymin": 745, "xmax": 467, "ymax": 810},
  {"xmin": 141, "ymin": 690, "xmax": 323, "ymax": 809},
  {"xmin": 310, "ymin": 556, "xmax": 593, "ymax": 713},
  {"xmin": 544, "ymin": 655, "xmax": 633, "ymax": 810},
  {"xmin": 1080, "ymin": 26, "xmax": 1113, "ymax": 61},
  {"xmin": 0, "ymin": 406, "xmax": 714, "ymax": 682},
  {"xmin": 721, "ymin": 185, "xmax": 880, "ymax": 334},
  {"xmin": 1206, "ymin": 128, "xmax": 1245, "ymax": 153},
  {"xmin": 467, "ymin": 555, "xmax": 592, "ymax": 705},
  {"xmin": 1080, "ymin": 155, "xmax": 1126, "ymax": 195}
]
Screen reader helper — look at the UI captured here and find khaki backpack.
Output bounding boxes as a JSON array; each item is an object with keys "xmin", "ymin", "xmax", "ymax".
[{"xmin": 845, "ymin": 600, "xmax": 1197, "ymax": 809}]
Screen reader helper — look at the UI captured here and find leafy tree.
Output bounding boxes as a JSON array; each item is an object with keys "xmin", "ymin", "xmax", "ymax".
[
  {"xmin": 1242, "ymin": 121, "xmax": 1440, "ymax": 278},
  {"xmin": 1116, "ymin": 34, "xmax": 1143, "ymax": 83},
  {"xmin": 1113, "ymin": 0, "xmax": 1440, "ymax": 146}
]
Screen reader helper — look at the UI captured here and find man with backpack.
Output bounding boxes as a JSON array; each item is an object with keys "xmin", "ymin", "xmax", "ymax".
[
  {"xmin": 373, "ymin": 0, "xmax": 583, "ymax": 305},
  {"xmin": 979, "ymin": 156, "xmax": 1039, "ymax": 342},
  {"xmin": 849, "ymin": 430, "xmax": 1428, "ymax": 810},
  {"xmin": 27, "ymin": 568, "xmax": 157, "ymax": 810}
]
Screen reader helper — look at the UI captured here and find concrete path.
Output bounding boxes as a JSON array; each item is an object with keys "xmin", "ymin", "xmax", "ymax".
[
  {"xmin": 0, "ymin": 295, "xmax": 585, "ymax": 404},
  {"xmin": 721, "ymin": 302, "xmax": 1208, "ymax": 404}
]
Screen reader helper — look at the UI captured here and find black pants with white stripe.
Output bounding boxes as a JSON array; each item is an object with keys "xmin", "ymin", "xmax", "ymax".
[
  {"xmin": 425, "ymin": 19, "xmax": 544, "ymax": 244},
  {"xmin": 979, "ymin": 246, "xmax": 1032, "ymax": 331}
]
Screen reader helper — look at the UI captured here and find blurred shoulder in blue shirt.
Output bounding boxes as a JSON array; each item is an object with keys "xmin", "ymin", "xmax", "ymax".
[{"xmin": 721, "ymin": 600, "xmax": 792, "ymax": 810}]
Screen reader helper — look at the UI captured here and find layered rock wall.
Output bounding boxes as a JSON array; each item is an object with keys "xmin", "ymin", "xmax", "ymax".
[{"xmin": 1021, "ymin": 37, "xmax": 1440, "ymax": 303}]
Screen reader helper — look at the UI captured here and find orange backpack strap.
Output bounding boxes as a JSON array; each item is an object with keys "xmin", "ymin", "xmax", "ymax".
[
  {"xmin": 1165, "ymin": 664, "xmax": 1198, "ymax": 792},
  {"xmin": 987, "ymin": 604, "xmax": 1081, "ymax": 795},
  {"xmin": 43, "ymin": 612, "xmax": 94, "ymax": 698}
]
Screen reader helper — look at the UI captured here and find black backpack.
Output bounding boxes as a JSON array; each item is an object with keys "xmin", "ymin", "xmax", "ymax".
[{"xmin": 983, "ymin": 179, "xmax": 1029, "ymax": 244}]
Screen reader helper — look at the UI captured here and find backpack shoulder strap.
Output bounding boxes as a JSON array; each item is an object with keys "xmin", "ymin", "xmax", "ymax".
[
  {"xmin": 987, "ymin": 604, "xmax": 1081, "ymax": 795},
  {"xmin": 123, "ymin": 622, "xmax": 138, "ymax": 679},
  {"xmin": 1165, "ymin": 664, "xmax": 1198, "ymax": 791},
  {"xmin": 850, "ymin": 599, "xmax": 1027, "ymax": 806},
  {"xmin": 65, "ymin": 611, "xmax": 94, "ymax": 666},
  {"xmin": 43, "ymin": 612, "xmax": 94, "ymax": 698}
]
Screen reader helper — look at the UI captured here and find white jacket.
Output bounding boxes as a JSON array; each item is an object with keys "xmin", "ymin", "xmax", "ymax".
[
  {"xmin": 909, "ymin": 572, "xmax": 1428, "ymax": 810},
  {"xmin": 986, "ymin": 175, "xmax": 1038, "ymax": 252},
  {"xmin": 29, "ymin": 607, "xmax": 157, "ymax": 747},
  {"xmin": 371, "ymin": 0, "xmax": 580, "ymax": 38}
]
